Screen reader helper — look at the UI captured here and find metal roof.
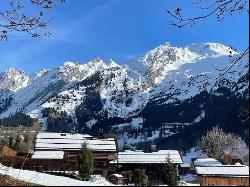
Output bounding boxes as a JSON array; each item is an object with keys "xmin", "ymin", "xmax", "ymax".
[
  {"xmin": 35, "ymin": 133, "xmax": 117, "ymax": 152},
  {"xmin": 196, "ymin": 165, "xmax": 249, "ymax": 177},
  {"xmin": 110, "ymin": 150, "xmax": 182, "ymax": 164}
]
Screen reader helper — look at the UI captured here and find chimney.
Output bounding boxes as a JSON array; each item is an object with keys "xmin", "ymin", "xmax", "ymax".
[
  {"xmin": 151, "ymin": 144, "xmax": 157, "ymax": 152},
  {"xmin": 223, "ymin": 152, "xmax": 233, "ymax": 165},
  {"xmin": 98, "ymin": 129, "xmax": 104, "ymax": 139}
]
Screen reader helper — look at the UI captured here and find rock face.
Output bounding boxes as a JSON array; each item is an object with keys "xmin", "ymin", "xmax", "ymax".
[
  {"xmin": 0, "ymin": 42, "xmax": 249, "ymax": 150},
  {"xmin": 0, "ymin": 68, "xmax": 29, "ymax": 92}
]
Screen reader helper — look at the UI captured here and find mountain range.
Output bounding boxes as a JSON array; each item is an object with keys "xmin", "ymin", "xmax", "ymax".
[{"xmin": 0, "ymin": 42, "xmax": 249, "ymax": 150}]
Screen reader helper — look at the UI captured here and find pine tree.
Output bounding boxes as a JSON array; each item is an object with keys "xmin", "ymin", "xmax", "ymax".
[
  {"xmin": 16, "ymin": 135, "xmax": 21, "ymax": 144},
  {"xmin": 159, "ymin": 129, "xmax": 164, "ymax": 139},
  {"xmin": 147, "ymin": 128, "xmax": 153, "ymax": 137},
  {"xmin": 133, "ymin": 169, "xmax": 148, "ymax": 186},
  {"xmin": 14, "ymin": 135, "xmax": 22, "ymax": 151},
  {"xmin": 8, "ymin": 137, "xmax": 14, "ymax": 149},
  {"xmin": 24, "ymin": 135, "xmax": 29, "ymax": 144},
  {"xmin": 77, "ymin": 143, "xmax": 94, "ymax": 181},
  {"xmin": 163, "ymin": 156, "xmax": 178, "ymax": 186}
]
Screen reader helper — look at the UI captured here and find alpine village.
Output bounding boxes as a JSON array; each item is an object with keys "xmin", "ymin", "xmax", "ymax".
[{"xmin": 0, "ymin": 0, "xmax": 249, "ymax": 186}]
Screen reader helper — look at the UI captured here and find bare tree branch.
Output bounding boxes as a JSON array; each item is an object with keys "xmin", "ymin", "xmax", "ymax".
[
  {"xmin": 167, "ymin": 0, "xmax": 249, "ymax": 124},
  {"xmin": 167, "ymin": 0, "xmax": 248, "ymax": 28},
  {"xmin": 215, "ymin": 47, "xmax": 249, "ymax": 81},
  {"xmin": 0, "ymin": 0, "xmax": 64, "ymax": 41},
  {"xmin": 167, "ymin": 0, "xmax": 249, "ymax": 79}
]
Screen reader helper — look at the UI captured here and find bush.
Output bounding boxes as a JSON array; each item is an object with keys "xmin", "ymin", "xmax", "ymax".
[{"xmin": 199, "ymin": 126, "xmax": 240, "ymax": 159}]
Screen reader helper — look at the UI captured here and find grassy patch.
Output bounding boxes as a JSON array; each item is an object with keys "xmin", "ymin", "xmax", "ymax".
[{"xmin": 0, "ymin": 175, "xmax": 40, "ymax": 186}]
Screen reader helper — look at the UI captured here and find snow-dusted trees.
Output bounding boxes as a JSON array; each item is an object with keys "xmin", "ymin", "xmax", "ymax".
[{"xmin": 199, "ymin": 127, "xmax": 240, "ymax": 160}]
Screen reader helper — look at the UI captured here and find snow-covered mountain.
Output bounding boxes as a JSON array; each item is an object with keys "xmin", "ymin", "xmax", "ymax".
[
  {"xmin": 0, "ymin": 68, "xmax": 29, "ymax": 92},
  {"xmin": 0, "ymin": 42, "xmax": 249, "ymax": 150}
]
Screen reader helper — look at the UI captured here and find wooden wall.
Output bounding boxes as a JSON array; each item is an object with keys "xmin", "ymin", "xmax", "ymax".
[
  {"xmin": 0, "ymin": 156, "xmax": 77, "ymax": 173},
  {"xmin": 64, "ymin": 151, "xmax": 115, "ymax": 162},
  {"xmin": 0, "ymin": 151, "xmax": 116, "ymax": 174},
  {"xmin": 198, "ymin": 176, "xmax": 249, "ymax": 186},
  {"xmin": 64, "ymin": 150, "xmax": 115, "ymax": 170}
]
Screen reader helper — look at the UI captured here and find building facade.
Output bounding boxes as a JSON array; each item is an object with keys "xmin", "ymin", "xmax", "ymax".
[
  {"xmin": 32, "ymin": 132, "xmax": 117, "ymax": 171},
  {"xmin": 196, "ymin": 165, "xmax": 249, "ymax": 186},
  {"xmin": 109, "ymin": 150, "xmax": 182, "ymax": 185}
]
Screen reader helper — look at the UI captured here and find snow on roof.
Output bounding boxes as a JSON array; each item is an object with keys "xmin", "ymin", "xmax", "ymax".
[
  {"xmin": 196, "ymin": 165, "xmax": 249, "ymax": 177},
  {"xmin": 180, "ymin": 163, "xmax": 191, "ymax": 168},
  {"xmin": 36, "ymin": 138, "xmax": 115, "ymax": 145},
  {"xmin": 35, "ymin": 133, "xmax": 116, "ymax": 152},
  {"xmin": 194, "ymin": 158, "xmax": 222, "ymax": 167},
  {"xmin": 111, "ymin": 174, "xmax": 124, "ymax": 178},
  {"xmin": 110, "ymin": 150, "xmax": 182, "ymax": 164},
  {"xmin": 32, "ymin": 151, "xmax": 64, "ymax": 160},
  {"xmin": 35, "ymin": 143, "xmax": 116, "ymax": 151},
  {"xmin": 37, "ymin": 132, "xmax": 93, "ymax": 139}
]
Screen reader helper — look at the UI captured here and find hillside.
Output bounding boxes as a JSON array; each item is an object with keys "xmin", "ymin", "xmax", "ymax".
[{"xmin": 0, "ymin": 42, "xmax": 248, "ymax": 150}]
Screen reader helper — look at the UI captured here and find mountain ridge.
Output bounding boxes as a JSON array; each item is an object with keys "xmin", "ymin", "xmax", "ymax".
[{"xmin": 0, "ymin": 42, "xmax": 248, "ymax": 150}]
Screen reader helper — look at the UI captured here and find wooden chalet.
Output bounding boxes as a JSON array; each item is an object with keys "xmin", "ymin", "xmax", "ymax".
[
  {"xmin": 178, "ymin": 163, "xmax": 191, "ymax": 175},
  {"xmin": 32, "ymin": 132, "xmax": 117, "ymax": 171},
  {"xmin": 196, "ymin": 165, "xmax": 249, "ymax": 186},
  {"xmin": 109, "ymin": 174, "xmax": 126, "ymax": 185},
  {"xmin": 109, "ymin": 150, "xmax": 182, "ymax": 185},
  {"xmin": 190, "ymin": 158, "xmax": 222, "ymax": 174}
]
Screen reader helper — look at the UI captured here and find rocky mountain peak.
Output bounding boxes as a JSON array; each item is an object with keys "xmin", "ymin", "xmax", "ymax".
[
  {"xmin": 187, "ymin": 42, "xmax": 238, "ymax": 57},
  {"xmin": 0, "ymin": 68, "xmax": 29, "ymax": 92}
]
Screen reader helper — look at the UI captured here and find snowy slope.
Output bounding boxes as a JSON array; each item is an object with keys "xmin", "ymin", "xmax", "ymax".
[
  {"xmin": 0, "ymin": 164, "xmax": 114, "ymax": 186},
  {"xmin": 128, "ymin": 42, "xmax": 246, "ymax": 104},
  {"xmin": 1, "ymin": 42, "xmax": 247, "ymax": 119},
  {"xmin": 0, "ymin": 42, "xmax": 248, "ymax": 149},
  {"xmin": 0, "ymin": 59, "xmax": 119, "ymax": 118}
]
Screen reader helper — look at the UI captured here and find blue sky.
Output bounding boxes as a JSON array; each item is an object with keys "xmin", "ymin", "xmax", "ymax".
[{"xmin": 0, "ymin": 0, "xmax": 248, "ymax": 74}]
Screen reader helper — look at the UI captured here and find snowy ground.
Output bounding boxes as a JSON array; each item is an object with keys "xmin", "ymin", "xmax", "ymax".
[
  {"xmin": 0, "ymin": 164, "xmax": 114, "ymax": 186},
  {"xmin": 178, "ymin": 147, "xmax": 206, "ymax": 186},
  {"xmin": 180, "ymin": 174, "xmax": 198, "ymax": 183},
  {"xmin": 178, "ymin": 181, "xmax": 200, "ymax": 186},
  {"xmin": 182, "ymin": 147, "xmax": 207, "ymax": 164},
  {"xmin": 0, "ymin": 163, "xmax": 201, "ymax": 186}
]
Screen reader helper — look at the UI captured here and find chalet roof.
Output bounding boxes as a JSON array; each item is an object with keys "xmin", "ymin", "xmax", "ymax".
[
  {"xmin": 35, "ymin": 142, "xmax": 116, "ymax": 151},
  {"xmin": 194, "ymin": 158, "xmax": 222, "ymax": 167},
  {"xmin": 32, "ymin": 151, "xmax": 64, "ymax": 160},
  {"xmin": 180, "ymin": 163, "xmax": 190, "ymax": 168},
  {"xmin": 35, "ymin": 133, "xmax": 116, "ymax": 152},
  {"xmin": 196, "ymin": 165, "xmax": 249, "ymax": 177},
  {"xmin": 36, "ymin": 138, "xmax": 114, "ymax": 145},
  {"xmin": 37, "ymin": 133, "xmax": 93, "ymax": 139},
  {"xmin": 110, "ymin": 174, "xmax": 124, "ymax": 178},
  {"xmin": 110, "ymin": 150, "xmax": 182, "ymax": 164}
]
